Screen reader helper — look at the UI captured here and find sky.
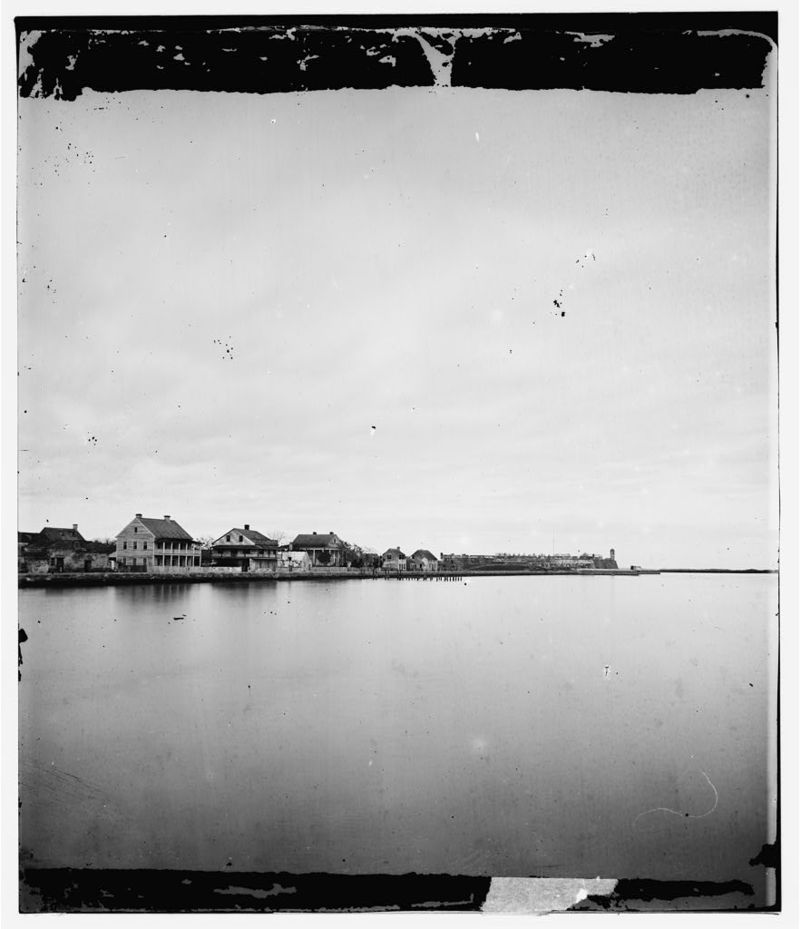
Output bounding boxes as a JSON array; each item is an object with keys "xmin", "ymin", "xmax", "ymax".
[{"xmin": 17, "ymin": 80, "xmax": 778, "ymax": 567}]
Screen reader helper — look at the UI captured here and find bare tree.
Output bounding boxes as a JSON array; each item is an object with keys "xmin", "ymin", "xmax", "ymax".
[{"xmin": 265, "ymin": 529, "xmax": 289, "ymax": 545}]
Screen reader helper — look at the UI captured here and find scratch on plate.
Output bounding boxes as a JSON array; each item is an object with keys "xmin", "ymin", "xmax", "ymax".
[{"xmin": 632, "ymin": 770, "xmax": 719, "ymax": 830}]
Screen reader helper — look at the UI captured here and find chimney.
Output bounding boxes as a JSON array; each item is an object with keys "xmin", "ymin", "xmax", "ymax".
[
  {"xmin": 312, "ymin": 531, "xmax": 317, "ymax": 535},
  {"xmin": 244, "ymin": 524, "xmax": 250, "ymax": 531},
  {"xmin": 72, "ymin": 523, "xmax": 78, "ymax": 532},
  {"xmin": 135, "ymin": 513, "xmax": 142, "ymax": 518},
  {"xmin": 164, "ymin": 515, "xmax": 171, "ymax": 520}
]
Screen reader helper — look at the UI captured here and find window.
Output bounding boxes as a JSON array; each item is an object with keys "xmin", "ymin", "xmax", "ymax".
[
  {"xmin": 134, "ymin": 526, "xmax": 138, "ymax": 533},
  {"xmin": 226, "ymin": 535, "xmax": 231, "ymax": 542},
  {"xmin": 123, "ymin": 541, "xmax": 127, "ymax": 550},
  {"xmin": 133, "ymin": 541, "xmax": 137, "ymax": 550},
  {"xmin": 143, "ymin": 541, "xmax": 148, "ymax": 549},
  {"xmin": 239, "ymin": 535, "xmax": 244, "ymax": 542}
]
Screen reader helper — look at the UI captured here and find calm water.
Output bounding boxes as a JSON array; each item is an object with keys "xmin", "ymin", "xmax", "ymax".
[{"xmin": 19, "ymin": 575, "xmax": 776, "ymax": 895}]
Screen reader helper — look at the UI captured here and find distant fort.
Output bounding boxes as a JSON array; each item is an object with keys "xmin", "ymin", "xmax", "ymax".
[{"xmin": 440, "ymin": 549, "xmax": 619, "ymax": 572}]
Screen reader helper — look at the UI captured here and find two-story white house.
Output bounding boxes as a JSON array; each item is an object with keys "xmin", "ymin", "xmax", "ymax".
[{"xmin": 114, "ymin": 514, "xmax": 201, "ymax": 573}]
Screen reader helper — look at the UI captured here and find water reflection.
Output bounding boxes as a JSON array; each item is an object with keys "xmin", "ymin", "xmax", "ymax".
[
  {"xmin": 111, "ymin": 583, "xmax": 195, "ymax": 607},
  {"xmin": 19, "ymin": 575, "xmax": 775, "ymax": 902}
]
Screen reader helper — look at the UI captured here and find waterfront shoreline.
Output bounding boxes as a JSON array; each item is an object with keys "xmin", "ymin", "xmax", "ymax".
[
  {"xmin": 17, "ymin": 567, "xmax": 776, "ymax": 589},
  {"xmin": 16, "ymin": 569, "xmax": 636, "ymax": 588}
]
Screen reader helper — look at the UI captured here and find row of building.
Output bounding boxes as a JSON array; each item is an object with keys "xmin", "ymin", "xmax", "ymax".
[
  {"xmin": 18, "ymin": 514, "xmax": 444, "ymax": 576},
  {"xmin": 18, "ymin": 513, "xmax": 619, "ymax": 576}
]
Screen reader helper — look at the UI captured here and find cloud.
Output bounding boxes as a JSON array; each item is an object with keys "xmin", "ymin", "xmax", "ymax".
[{"xmin": 17, "ymin": 87, "xmax": 777, "ymax": 566}]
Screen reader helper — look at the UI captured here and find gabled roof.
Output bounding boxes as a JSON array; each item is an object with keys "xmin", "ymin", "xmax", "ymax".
[
  {"xmin": 410, "ymin": 549, "xmax": 438, "ymax": 561},
  {"xmin": 132, "ymin": 516, "xmax": 193, "ymax": 541},
  {"xmin": 39, "ymin": 526, "xmax": 85, "ymax": 543},
  {"xmin": 243, "ymin": 529, "xmax": 275, "ymax": 544},
  {"xmin": 382, "ymin": 548, "xmax": 407, "ymax": 559},
  {"xmin": 292, "ymin": 533, "xmax": 342, "ymax": 548},
  {"xmin": 212, "ymin": 528, "xmax": 277, "ymax": 549}
]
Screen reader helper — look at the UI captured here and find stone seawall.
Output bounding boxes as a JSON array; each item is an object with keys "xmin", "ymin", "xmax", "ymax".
[{"xmin": 18, "ymin": 568, "xmax": 652, "ymax": 588}]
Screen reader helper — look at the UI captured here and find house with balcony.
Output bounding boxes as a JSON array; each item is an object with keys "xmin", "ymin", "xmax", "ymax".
[
  {"xmin": 114, "ymin": 514, "xmax": 201, "ymax": 573},
  {"xmin": 290, "ymin": 531, "xmax": 347, "ymax": 567},
  {"xmin": 210, "ymin": 525, "xmax": 278, "ymax": 573}
]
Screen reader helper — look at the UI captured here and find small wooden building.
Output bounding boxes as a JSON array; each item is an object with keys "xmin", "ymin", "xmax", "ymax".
[
  {"xmin": 382, "ymin": 548, "xmax": 408, "ymax": 572},
  {"xmin": 409, "ymin": 549, "xmax": 440, "ymax": 572}
]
